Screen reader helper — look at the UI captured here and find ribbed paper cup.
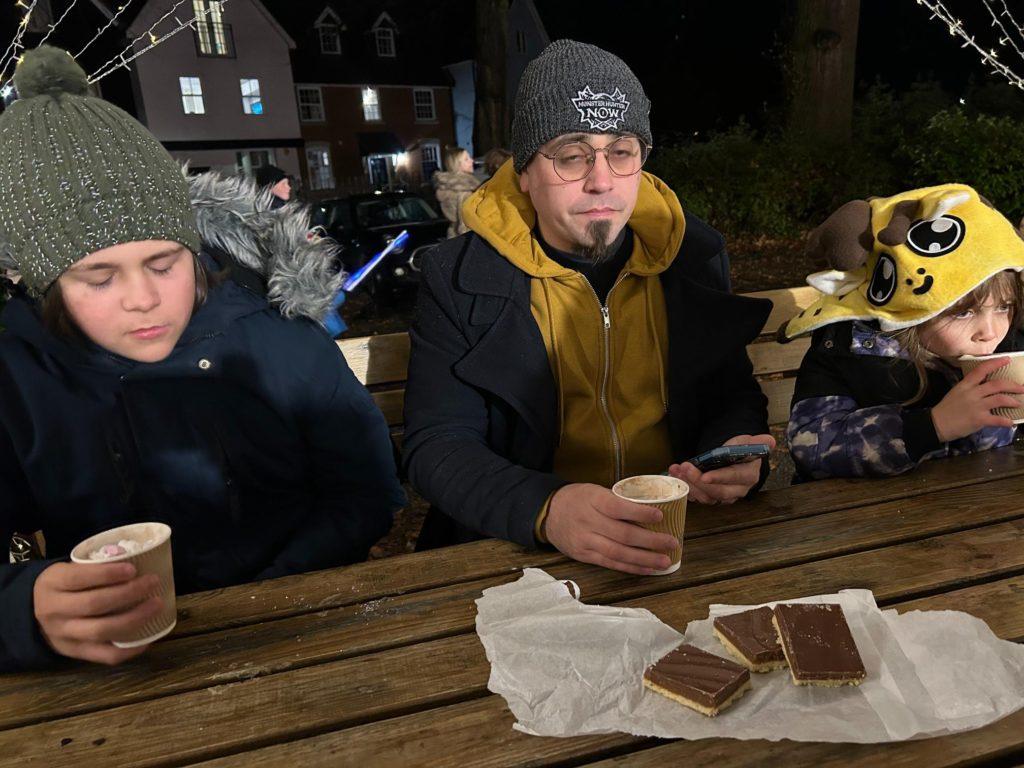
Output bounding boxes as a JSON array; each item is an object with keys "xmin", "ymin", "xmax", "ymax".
[
  {"xmin": 958, "ymin": 351, "xmax": 1024, "ymax": 424},
  {"xmin": 71, "ymin": 522, "xmax": 176, "ymax": 648},
  {"xmin": 612, "ymin": 475, "xmax": 689, "ymax": 575}
]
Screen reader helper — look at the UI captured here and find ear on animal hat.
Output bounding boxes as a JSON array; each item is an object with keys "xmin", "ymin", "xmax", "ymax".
[
  {"xmin": 804, "ymin": 199, "xmax": 874, "ymax": 273},
  {"xmin": 805, "ymin": 269, "xmax": 864, "ymax": 296}
]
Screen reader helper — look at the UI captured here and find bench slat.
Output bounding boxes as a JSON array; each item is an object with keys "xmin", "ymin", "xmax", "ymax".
[
  {"xmin": 762, "ymin": 376, "xmax": 796, "ymax": 426},
  {"xmin": 338, "ymin": 332, "xmax": 410, "ymax": 386},
  {"xmin": 339, "ymin": 288, "xmax": 820, "ymax": 387},
  {"xmin": 747, "ymin": 285, "xmax": 819, "ymax": 336},
  {"xmin": 749, "ymin": 337, "xmax": 808, "ymax": 376}
]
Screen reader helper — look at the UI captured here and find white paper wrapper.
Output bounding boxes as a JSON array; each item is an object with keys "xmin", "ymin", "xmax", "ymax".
[{"xmin": 475, "ymin": 568, "xmax": 1024, "ymax": 742}]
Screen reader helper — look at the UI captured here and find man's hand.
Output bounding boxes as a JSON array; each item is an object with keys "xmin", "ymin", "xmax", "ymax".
[
  {"xmin": 931, "ymin": 357, "xmax": 1024, "ymax": 442},
  {"xmin": 33, "ymin": 562, "xmax": 163, "ymax": 665},
  {"xmin": 544, "ymin": 483, "xmax": 680, "ymax": 575},
  {"xmin": 668, "ymin": 434, "xmax": 776, "ymax": 505}
]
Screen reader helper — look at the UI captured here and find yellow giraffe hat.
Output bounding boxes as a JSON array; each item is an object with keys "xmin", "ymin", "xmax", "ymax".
[{"xmin": 780, "ymin": 184, "xmax": 1024, "ymax": 340}]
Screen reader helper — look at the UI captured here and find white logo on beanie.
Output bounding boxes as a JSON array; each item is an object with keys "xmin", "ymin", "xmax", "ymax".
[{"xmin": 571, "ymin": 86, "xmax": 630, "ymax": 131}]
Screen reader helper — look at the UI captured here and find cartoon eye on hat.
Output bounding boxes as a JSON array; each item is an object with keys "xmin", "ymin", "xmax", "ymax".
[{"xmin": 905, "ymin": 215, "xmax": 965, "ymax": 256}]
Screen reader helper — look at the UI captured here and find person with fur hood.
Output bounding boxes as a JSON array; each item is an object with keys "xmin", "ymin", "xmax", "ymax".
[
  {"xmin": 433, "ymin": 146, "xmax": 480, "ymax": 237},
  {"xmin": 0, "ymin": 47, "xmax": 405, "ymax": 672}
]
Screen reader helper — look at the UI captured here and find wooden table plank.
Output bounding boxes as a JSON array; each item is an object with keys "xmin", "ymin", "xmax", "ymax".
[
  {"xmin": 173, "ymin": 557, "xmax": 1024, "ymax": 768},
  {"xmin": 3, "ymin": 478, "xmax": 1022, "ymax": 730},
  {"xmin": 172, "ymin": 448, "xmax": 1024, "ymax": 638},
  {"xmin": 5, "ymin": 524, "xmax": 1023, "ymax": 768}
]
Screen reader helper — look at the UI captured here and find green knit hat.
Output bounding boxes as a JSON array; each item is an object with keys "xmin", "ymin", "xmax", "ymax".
[{"xmin": 0, "ymin": 46, "xmax": 201, "ymax": 296}]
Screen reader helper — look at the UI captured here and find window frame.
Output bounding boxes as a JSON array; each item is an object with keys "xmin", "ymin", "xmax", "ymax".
[
  {"xmin": 412, "ymin": 88, "xmax": 436, "ymax": 122},
  {"xmin": 179, "ymin": 75, "xmax": 205, "ymax": 115},
  {"xmin": 296, "ymin": 85, "xmax": 325, "ymax": 122},
  {"xmin": 362, "ymin": 86, "xmax": 381, "ymax": 122},
  {"xmin": 305, "ymin": 142, "xmax": 336, "ymax": 191},
  {"xmin": 375, "ymin": 27, "xmax": 395, "ymax": 57},
  {"xmin": 240, "ymin": 78, "xmax": 263, "ymax": 115}
]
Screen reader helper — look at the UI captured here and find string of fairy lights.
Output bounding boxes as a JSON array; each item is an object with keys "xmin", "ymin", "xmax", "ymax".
[
  {"xmin": 916, "ymin": 0, "xmax": 1024, "ymax": 90},
  {"xmin": 0, "ymin": 0, "xmax": 230, "ymax": 95}
]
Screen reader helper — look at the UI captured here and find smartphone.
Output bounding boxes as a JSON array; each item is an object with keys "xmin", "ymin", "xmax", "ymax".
[{"xmin": 688, "ymin": 444, "xmax": 771, "ymax": 473}]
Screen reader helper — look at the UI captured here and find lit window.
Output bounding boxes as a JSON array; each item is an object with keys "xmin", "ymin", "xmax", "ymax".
[
  {"xmin": 179, "ymin": 76, "xmax": 205, "ymax": 115},
  {"xmin": 193, "ymin": 0, "xmax": 230, "ymax": 57},
  {"xmin": 421, "ymin": 142, "xmax": 441, "ymax": 178},
  {"xmin": 241, "ymin": 78, "xmax": 263, "ymax": 115},
  {"xmin": 297, "ymin": 86, "xmax": 324, "ymax": 122},
  {"xmin": 375, "ymin": 27, "xmax": 395, "ymax": 57},
  {"xmin": 413, "ymin": 88, "xmax": 435, "ymax": 121},
  {"xmin": 306, "ymin": 143, "xmax": 335, "ymax": 190},
  {"xmin": 362, "ymin": 86, "xmax": 381, "ymax": 122}
]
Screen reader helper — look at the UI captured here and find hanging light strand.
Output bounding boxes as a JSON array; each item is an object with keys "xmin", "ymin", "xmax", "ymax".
[{"xmin": 76, "ymin": 0, "xmax": 136, "ymax": 59}]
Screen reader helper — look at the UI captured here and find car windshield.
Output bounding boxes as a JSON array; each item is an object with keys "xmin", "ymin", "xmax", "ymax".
[
  {"xmin": 311, "ymin": 201, "xmax": 352, "ymax": 231},
  {"xmin": 354, "ymin": 197, "xmax": 438, "ymax": 228}
]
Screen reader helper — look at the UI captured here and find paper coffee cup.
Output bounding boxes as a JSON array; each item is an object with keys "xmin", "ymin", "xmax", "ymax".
[
  {"xmin": 71, "ymin": 522, "xmax": 177, "ymax": 648},
  {"xmin": 611, "ymin": 475, "xmax": 689, "ymax": 575},
  {"xmin": 959, "ymin": 351, "xmax": 1024, "ymax": 424}
]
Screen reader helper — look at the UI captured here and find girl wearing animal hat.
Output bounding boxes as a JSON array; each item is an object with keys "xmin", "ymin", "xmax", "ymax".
[
  {"xmin": 0, "ymin": 47, "xmax": 405, "ymax": 671},
  {"xmin": 778, "ymin": 184, "xmax": 1024, "ymax": 480}
]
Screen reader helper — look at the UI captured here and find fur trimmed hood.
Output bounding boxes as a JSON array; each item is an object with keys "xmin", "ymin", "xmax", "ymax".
[
  {"xmin": 0, "ymin": 170, "xmax": 344, "ymax": 324},
  {"xmin": 189, "ymin": 171, "xmax": 344, "ymax": 323}
]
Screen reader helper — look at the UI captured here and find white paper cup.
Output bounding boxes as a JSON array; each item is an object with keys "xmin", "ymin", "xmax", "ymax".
[
  {"xmin": 612, "ymin": 475, "xmax": 689, "ymax": 575},
  {"xmin": 958, "ymin": 351, "xmax": 1024, "ymax": 424},
  {"xmin": 71, "ymin": 522, "xmax": 177, "ymax": 648}
]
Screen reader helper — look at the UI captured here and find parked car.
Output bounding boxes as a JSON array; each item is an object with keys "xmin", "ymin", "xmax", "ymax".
[{"xmin": 311, "ymin": 192, "xmax": 448, "ymax": 299}]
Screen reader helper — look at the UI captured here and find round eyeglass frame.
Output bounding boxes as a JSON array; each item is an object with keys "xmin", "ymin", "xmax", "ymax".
[{"xmin": 536, "ymin": 136, "xmax": 653, "ymax": 182}]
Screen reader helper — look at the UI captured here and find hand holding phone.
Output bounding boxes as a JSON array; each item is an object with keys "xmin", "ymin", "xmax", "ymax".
[
  {"xmin": 688, "ymin": 443, "xmax": 771, "ymax": 473},
  {"xmin": 667, "ymin": 434, "xmax": 775, "ymax": 505}
]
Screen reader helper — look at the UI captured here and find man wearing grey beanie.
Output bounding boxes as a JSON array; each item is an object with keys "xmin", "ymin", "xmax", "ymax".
[{"xmin": 404, "ymin": 40, "xmax": 775, "ymax": 570}]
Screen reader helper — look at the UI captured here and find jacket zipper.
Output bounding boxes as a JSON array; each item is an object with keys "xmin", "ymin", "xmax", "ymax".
[{"xmin": 583, "ymin": 274, "xmax": 628, "ymax": 484}]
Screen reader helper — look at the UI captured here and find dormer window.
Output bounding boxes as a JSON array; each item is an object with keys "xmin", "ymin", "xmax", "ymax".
[
  {"xmin": 375, "ymin": 27, "xmax": 395, "ymax": 57},
  {"xmin": 316, "ymin": 8, "xmax": 342, "ymax": 55},
  {"xmin": 372, "ymin": 12, "xmax": 397, "ymax": 58}
]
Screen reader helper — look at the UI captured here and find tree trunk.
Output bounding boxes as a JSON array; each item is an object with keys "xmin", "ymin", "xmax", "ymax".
[
  {"xmin": 785, "ymin": 0, "xmax": 860, "ymax": 145},
  {"xmin": 473, "ymin": 0, "xmax": 508, "ymax": 155}
]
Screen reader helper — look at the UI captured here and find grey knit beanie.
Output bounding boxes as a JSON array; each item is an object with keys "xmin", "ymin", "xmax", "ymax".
[
  {"xmin": 0, "ymin": 46, "xmax": 201, "ymax": 296},
  {"xmin": 511, "ymin": 39, "xmax": 651, "ymax": 173}
]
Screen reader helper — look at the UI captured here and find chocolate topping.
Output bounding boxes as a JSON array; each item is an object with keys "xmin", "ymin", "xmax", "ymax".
[
  {"xmin": 772, "ymin": 603, "xmax": 866, "ymax": 682},
  {"xmin": 713, "ymin": 606, "xmax": 787, "ymax": 665},
  {"xmin": 643, "ymin": 643, "xmax": 751, "ymax": 709}
]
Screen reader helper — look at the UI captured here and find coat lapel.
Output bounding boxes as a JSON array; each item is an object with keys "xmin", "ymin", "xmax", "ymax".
[{"xmin": 452, "ymin": 247, "xmax": 558, "ymax": 452}]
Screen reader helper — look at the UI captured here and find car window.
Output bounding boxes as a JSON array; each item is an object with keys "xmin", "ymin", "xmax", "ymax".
[
  {"xmin": 355, "ymin": 197, "xmax": 438, "ymax": 228},
  {"xmin": 312, "ymin": 201, "xmax": 353, "ymax": 231}
]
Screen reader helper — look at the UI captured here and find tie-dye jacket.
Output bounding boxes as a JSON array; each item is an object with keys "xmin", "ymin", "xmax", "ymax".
[{"xmin": 787, "ymin": 321, "xmax": 1019, "ymax": 480}]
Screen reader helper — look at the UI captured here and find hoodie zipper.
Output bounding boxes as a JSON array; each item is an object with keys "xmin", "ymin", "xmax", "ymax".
[{"xmin": 583, "ymin": 273, "xmax": 628, "ymax": 484}]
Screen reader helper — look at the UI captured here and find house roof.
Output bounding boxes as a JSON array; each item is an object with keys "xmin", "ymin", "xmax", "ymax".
[{"xmin": 259, "ymin": 0, "xmax": 464, "ymax": 87}]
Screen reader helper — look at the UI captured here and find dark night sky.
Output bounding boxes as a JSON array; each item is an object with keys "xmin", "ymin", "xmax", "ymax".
[
  {"xmin": 535, "ymin": 0, "xmax": 1016, "ymax": 142},
  {"xmin": 1, "ymin": 1, "xmax": 1019, "ymax": 140}
]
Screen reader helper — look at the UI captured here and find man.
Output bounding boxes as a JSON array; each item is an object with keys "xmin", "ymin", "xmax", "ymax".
[
  {"xmin": 403, "ymin": 40, "xmax": 774, "ymax": 575},
  {"xmin": 255, "ymin": 164, "xmax": 291, "ymax": 209}
]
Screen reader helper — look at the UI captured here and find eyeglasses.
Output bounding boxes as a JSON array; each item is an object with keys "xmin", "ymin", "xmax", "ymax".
[{"xmin": 537, "ymin": 136, "xmax": 652, "ymax": 182}]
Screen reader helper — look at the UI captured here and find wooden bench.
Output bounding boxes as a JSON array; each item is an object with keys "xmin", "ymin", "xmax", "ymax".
[{"xmin": 338, "ymin": 285, "xmax": 819, "ymax": 433}]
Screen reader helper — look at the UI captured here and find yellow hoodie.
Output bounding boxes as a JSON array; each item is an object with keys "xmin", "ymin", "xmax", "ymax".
[{"xmin": 462, "ymin": 162, "xmax": 687, "ymax": 536}]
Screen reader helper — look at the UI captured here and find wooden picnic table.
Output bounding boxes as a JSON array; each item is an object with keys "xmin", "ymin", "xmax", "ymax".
[{"xmin": 2, "ymin": 445, "xmax": 1024, "ymax": 767}]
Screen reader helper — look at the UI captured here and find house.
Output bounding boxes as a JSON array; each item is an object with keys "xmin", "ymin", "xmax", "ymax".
[
  {"xmin": 93, "ymin": 0, "xmax": 304, "ymax": 179},
  {"xmin": 1, "ymin": 1, "xmax": 305, "ymax": 181},
  {"xmin": 261, "ymin": 0, "xmax": 458, "ymax": 198}
]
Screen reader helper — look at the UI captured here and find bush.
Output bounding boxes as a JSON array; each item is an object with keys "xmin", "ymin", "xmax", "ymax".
[
  {"xmin": 905, "ymin": 110, "xmax": 1024, "ymax": 222},
  {"xmin": 649, "ymin": 82, "xmax": 1024, "ymax": 238}
]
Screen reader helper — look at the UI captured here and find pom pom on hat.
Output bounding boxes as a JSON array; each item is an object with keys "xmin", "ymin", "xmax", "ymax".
[{"xmin": 13, "ymin": 45, "xmax": 90, "ymax": 100}]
